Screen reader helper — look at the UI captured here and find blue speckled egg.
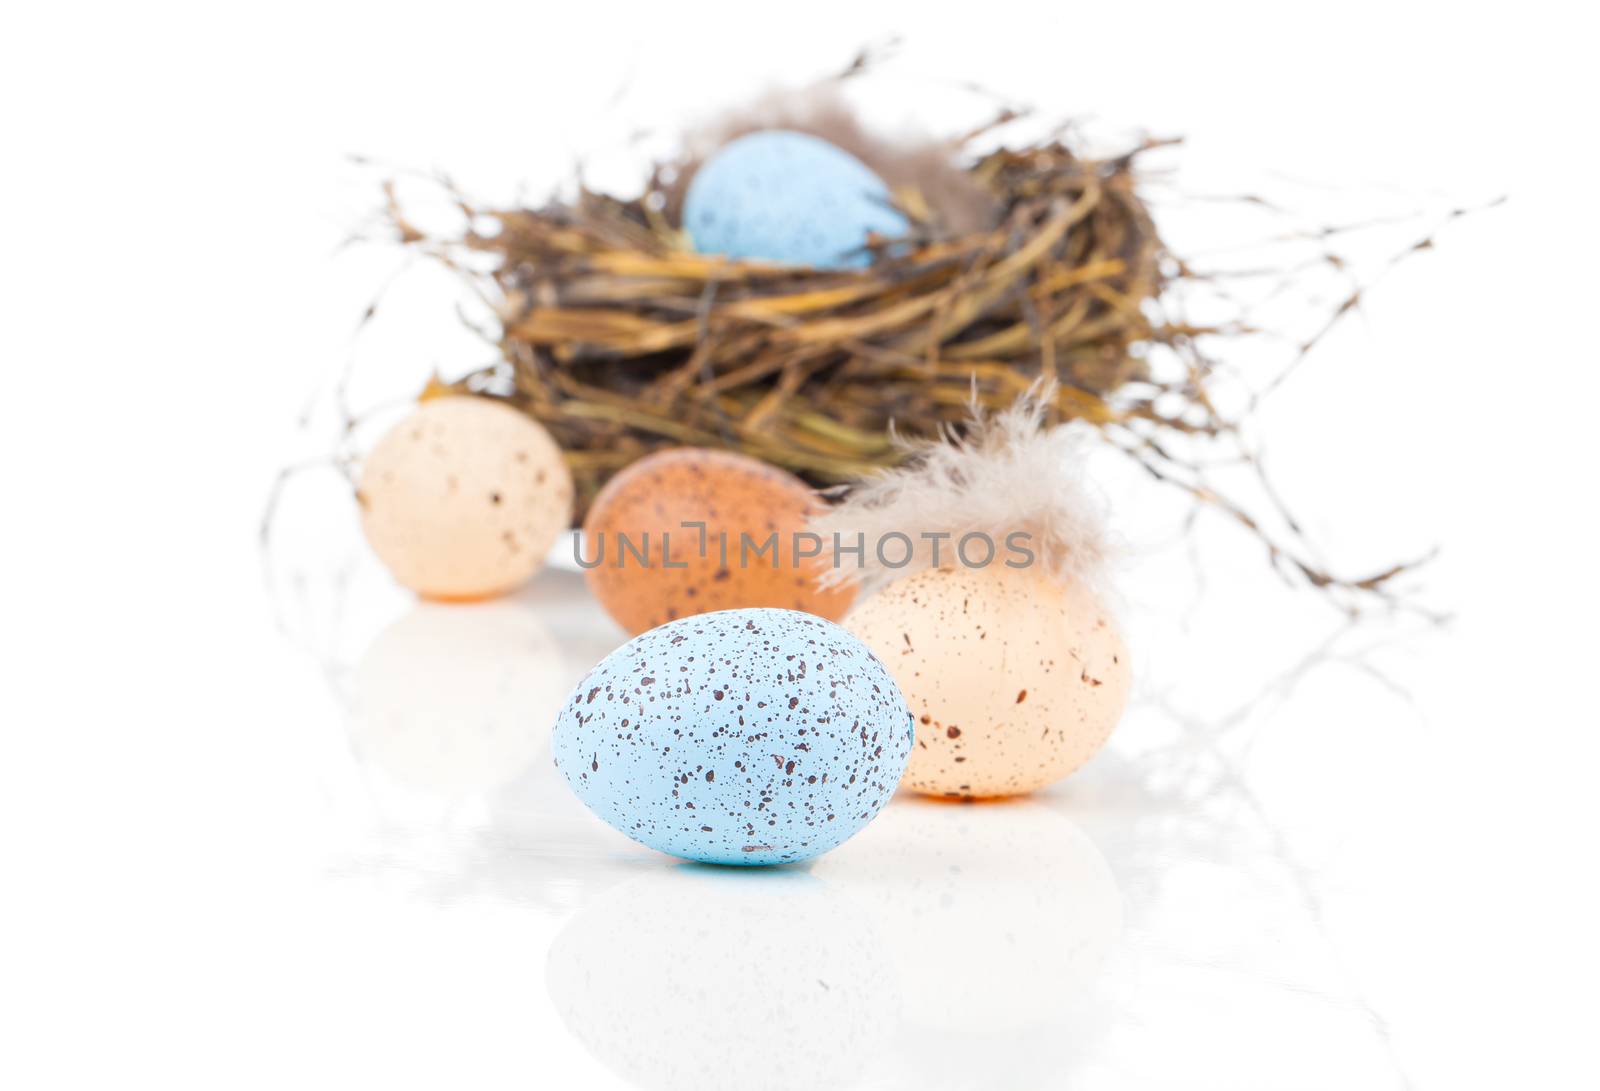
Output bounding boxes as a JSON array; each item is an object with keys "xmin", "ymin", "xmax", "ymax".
[
  {"xmin": 552, "ymin": 608, "xmax": 915, "ymax": 866},
  {"xmin": 683, "ymin": 130, "xmax": 909, "ymax": 269}
]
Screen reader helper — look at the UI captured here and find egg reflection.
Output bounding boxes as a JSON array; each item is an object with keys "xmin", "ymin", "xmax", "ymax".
[
  {"xmin": 350, "ymin": 599, "xmax": 569, "ymax": 794},
  {"xmin": 816, "ymin": 797, "xmax": 1123, "ymax": 1086},
  {"xmin": 546, "ymin": 867, "xmax": 898, "ymax": 1091}
]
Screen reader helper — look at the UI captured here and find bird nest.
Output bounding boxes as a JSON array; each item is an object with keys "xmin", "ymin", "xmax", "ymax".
[{"xmin": 372, "ymin": 76, "xmax": 1460, "ymax": 612}]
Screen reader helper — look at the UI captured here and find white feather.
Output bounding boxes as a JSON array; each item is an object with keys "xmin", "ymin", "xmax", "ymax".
[{"xmin": 810, "ymin": 382, "xmax": 1113, "ymax": 596}]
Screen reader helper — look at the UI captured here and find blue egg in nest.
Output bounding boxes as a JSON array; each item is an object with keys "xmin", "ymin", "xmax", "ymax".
[
  {"xmin": 552, "ymin": 608, "xmax": 915, "ymax": 866},
  {"xmin": 682, "ymin": 130, "xmax": 909, "ymax": 269}
]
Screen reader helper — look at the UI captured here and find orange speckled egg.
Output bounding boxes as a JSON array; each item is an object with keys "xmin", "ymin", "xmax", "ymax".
[
  {"xmin": 358, "ymin": 396, "xmax": 573, "ymax": 602},
  {"xmin": 582, "ymin": 448, "xmax": 855, "ymax": 634},
  {"xmin": 845, "ymin": 564, "xmax": 1130, "ymax": 799}
]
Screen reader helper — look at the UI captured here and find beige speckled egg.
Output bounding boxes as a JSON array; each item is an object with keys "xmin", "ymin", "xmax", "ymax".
[
  {"xmin": 581, "ymin": 448, "xmax": 855, "ymax": 635},
  {"xmin": 358, "ymin": 396, "xmax": 573, "ymax": 601},
  {"xmin": 845, "ymin": 565, "xmax": 1130, "ymax": 798}
]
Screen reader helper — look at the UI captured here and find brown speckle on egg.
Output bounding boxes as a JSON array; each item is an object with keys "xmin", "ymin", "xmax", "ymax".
[
  {"xmin": 845, "ymin": 565, "xmax": 1131, "ymax": 798},
  {"xmin": 582, "ymin": 448, "xmax": 855, "ymax": 635},
  {"xmin": 358, "ymin": 396, "xmax": 573, "ymax": 601}
]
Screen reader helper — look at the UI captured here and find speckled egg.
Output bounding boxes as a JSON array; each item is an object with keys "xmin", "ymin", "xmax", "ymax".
[
  {"xmin": 683, "ymin": 130, "xmax": 908, "ymax": 269},
  {"xmin": 845, "ymin": 565, "xmax": 1131, "ymax": 798},
  {"xmin": 552, "ymin": 608, "xmax": 914, "ymax": 865},
  {"xmin": 582, "ymin": 448, "xmax": 855, "ymax": 636},
  {"xmin": 358, "ymin": 396, "xmax": 573, "ymax": 601}
]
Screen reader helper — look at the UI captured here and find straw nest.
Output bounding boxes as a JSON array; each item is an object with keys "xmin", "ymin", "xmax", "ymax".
[
  {"xmin": 394, "ymin": 132, "xmax": 1169, "ymax": 487},
  {"xmin": 372, "ymin": 71, "xmax": 1467, "ymax": 612}
]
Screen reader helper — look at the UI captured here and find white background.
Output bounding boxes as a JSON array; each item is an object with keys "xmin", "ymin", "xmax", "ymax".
[{"xmin": 3, "ymin": 2, "xmax": 1598, "ymax": 1089}]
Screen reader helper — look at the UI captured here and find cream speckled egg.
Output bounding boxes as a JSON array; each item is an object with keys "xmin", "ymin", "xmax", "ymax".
[
  {"xmin": 359, "ymin": 396, "xmax": 572, "ymax": 601},
  {"xmin": 845, "ymin": 565, "xmax": 1130, "ymax": 798}
]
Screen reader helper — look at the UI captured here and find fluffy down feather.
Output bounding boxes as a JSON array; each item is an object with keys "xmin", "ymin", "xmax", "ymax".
[{"xmin": 810, "ymin": 384, "xmax": 1113, "ymax": 595}]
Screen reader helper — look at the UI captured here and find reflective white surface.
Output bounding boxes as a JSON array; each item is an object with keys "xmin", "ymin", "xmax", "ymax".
[
  {"xmin": 6, "ymin": 2, "xmax": 1598, "ymax": 1087},
  {"xmin": 144, "ymin": 553, "xmax": 1583, "ymax": 1091}
]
